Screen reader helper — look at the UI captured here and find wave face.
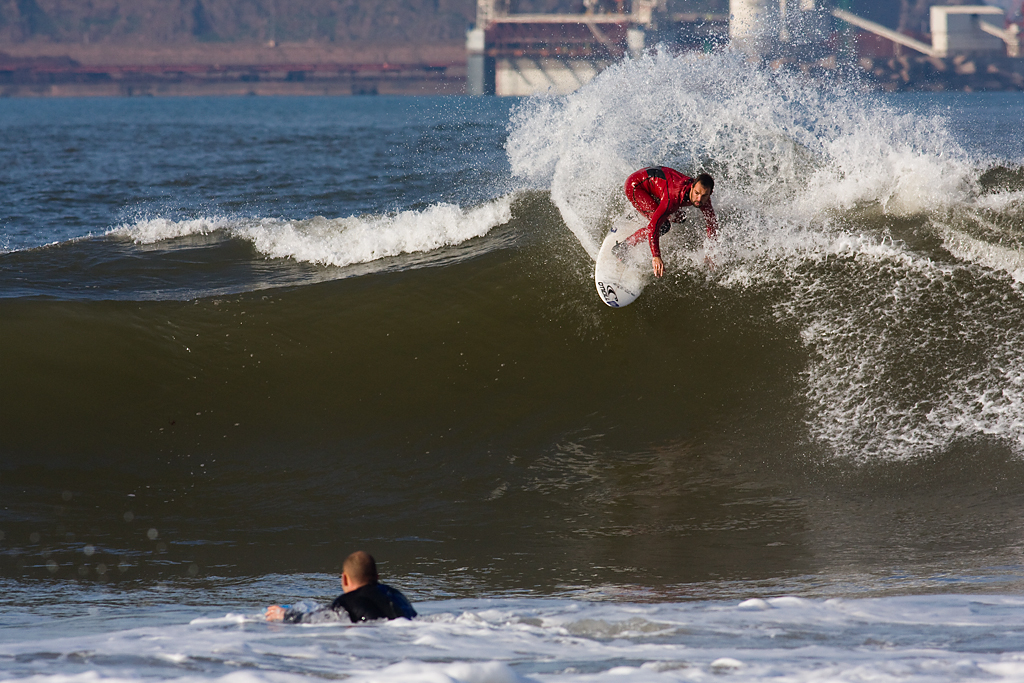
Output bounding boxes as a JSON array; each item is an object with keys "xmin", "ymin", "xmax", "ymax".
[{"xmin": 2, "ymin": 76, "xmax": 1024, "ymax": 594}]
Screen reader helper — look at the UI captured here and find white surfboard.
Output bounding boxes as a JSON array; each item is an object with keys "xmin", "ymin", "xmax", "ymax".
[{"xmin": 594, "ymin": 219, "xmax": 648, "ymax": 308}]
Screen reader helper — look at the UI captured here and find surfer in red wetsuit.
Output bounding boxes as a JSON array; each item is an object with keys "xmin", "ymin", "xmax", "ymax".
[{"xmin": 624, "ymin": 167, "xmax": 717, "ymax": 277}]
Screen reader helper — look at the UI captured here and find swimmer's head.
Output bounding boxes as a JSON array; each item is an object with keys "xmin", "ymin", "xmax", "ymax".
[{"xmin": 341, "ymin": 550, "xmax": 379, "ymax": 592}]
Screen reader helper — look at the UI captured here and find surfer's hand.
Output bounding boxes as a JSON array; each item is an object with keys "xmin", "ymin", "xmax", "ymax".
[
  {"xmin": 652, "ymin": 257, "xmax": 664, "ymax": 278},
  {"xmin": 266, "ymin": 605, "xmax": 286, "ymax": 621},
  {"xmin": 704, "ymin": 254, "xmax": 717, "ymax": 272}
]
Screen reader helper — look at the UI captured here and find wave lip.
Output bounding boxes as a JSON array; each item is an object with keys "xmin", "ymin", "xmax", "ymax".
[
  {"xmin": 110, "ymin": 196, "xmax": 514, "ymax": 269},
  {"xmin": 240, "ymin": 199, "xmax": 514, "ymax": 268},
  {"xmin": 109, "ymin": 216, "xmax": 236, "ymax": 244}
]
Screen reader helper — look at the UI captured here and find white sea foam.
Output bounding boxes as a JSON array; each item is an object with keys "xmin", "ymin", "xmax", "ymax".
[
  {"xmin": 938, "ymin": 190, "xmax": 1024, "ymax": 279},
  {"xmin": 109, "ymin": 197, "xmax": 514, "ymax": 268},
  {"xmin": 4, "ymin": 595, "xmax": 1024, "ymax": 683},
  {"xmin": 766, "ymin": 200, "xmax": 1024, "ymax": 461},
  {"xmin": 776, "ymin": 238, "xmax": 1024, "ymax": 460},
  {"xmin": 940, "ymin": 225, "xmax": 1024, "ymax": 281}
]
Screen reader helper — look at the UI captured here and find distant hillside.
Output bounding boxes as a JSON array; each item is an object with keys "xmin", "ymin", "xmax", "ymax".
[
  {"xmin": 0, "ymin": 0, "xmax": 984, "ymax": 46},
  {"xmin": 0, "ymin": 0, "xmax": 477, "ymax": 44}
]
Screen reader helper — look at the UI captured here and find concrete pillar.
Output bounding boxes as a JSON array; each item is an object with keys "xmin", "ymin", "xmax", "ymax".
[
  {"xmin": 466, "ymin": 27, "xmax": 495, "ymax": 95},
  {"xmin": 730, "ymin": 0, "xmax": 773, "ymax": 54},
  {"xmin": 627, "ymin": 28, "xmax": 645, "ymax": 57}
]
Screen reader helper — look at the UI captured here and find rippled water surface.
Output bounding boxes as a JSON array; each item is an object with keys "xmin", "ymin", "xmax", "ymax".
[{"xmin": 3, "ymin": 53, "xmax": 1024, "ymax": 682}]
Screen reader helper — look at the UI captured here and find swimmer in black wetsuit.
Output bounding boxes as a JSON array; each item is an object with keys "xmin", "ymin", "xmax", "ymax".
[{"xmin": 265, "ymin": 551, "xmax": 416, "ymax": 624}]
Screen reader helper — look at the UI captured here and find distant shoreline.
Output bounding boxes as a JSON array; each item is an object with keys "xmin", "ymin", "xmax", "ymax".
[
  {"xmin": 0, "ymin": 40, "xmax": 467, "ymax": 96},
  {"xmin": 0, "ymin": 40, "xmax": 467, "ymax": 67}
]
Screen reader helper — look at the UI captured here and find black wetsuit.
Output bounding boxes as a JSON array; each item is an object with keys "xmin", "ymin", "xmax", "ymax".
[
  {"xmin": 331, "ymin": 583, "xmax": 417, "ymax": 622},
  {"xmin": 282, "ymin": 583, "xmax": 417, "ymax": 624}
]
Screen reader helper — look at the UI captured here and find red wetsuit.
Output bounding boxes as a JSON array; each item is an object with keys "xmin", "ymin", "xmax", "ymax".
[{"xmin": 624, "ymin": 167, "xmax": 718, "ymax": 258}]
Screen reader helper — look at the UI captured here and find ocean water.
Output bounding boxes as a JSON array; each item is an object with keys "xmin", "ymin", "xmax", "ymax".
[{"xmin": 2, "ymin": 49, "xmax": 1024, "ymax": 682}]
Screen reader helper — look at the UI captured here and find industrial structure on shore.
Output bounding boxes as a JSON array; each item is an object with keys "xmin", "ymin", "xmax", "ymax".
[
  {"xmin": 466, "ymin": 0, "xmax": 727, "ymax": 95},
  {"xmin": 0, "ymin": 0, "xmax": 1021, "ymax": 96},
  {"xmin": 466, "ymin": 0, "xmax": 1024, "ymax": 95}
]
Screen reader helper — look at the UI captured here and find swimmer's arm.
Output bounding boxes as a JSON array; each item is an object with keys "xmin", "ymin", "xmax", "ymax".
[{"xmin": 265, "ymin": 600, "xmax": 338, "ymax": 623}]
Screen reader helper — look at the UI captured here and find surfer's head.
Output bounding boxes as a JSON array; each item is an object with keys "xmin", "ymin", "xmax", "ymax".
[
  {"xmin": 690, "ymin": 174, "xmax": 714, "ymax": 206},
  {"xmin": 341, "ymin": 550, "xmax": 379, "ymax": 592}
]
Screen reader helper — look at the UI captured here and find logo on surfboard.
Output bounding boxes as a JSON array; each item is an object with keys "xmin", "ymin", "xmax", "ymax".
[{"xmin": 597, "ymin": 281, "xmax": 619, "ymax": 307}]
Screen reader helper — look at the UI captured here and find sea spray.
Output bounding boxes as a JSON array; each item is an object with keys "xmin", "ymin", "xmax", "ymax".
[{"xmin": 507, "ymin": 47, "xmax": 975, "ymax": 261}]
